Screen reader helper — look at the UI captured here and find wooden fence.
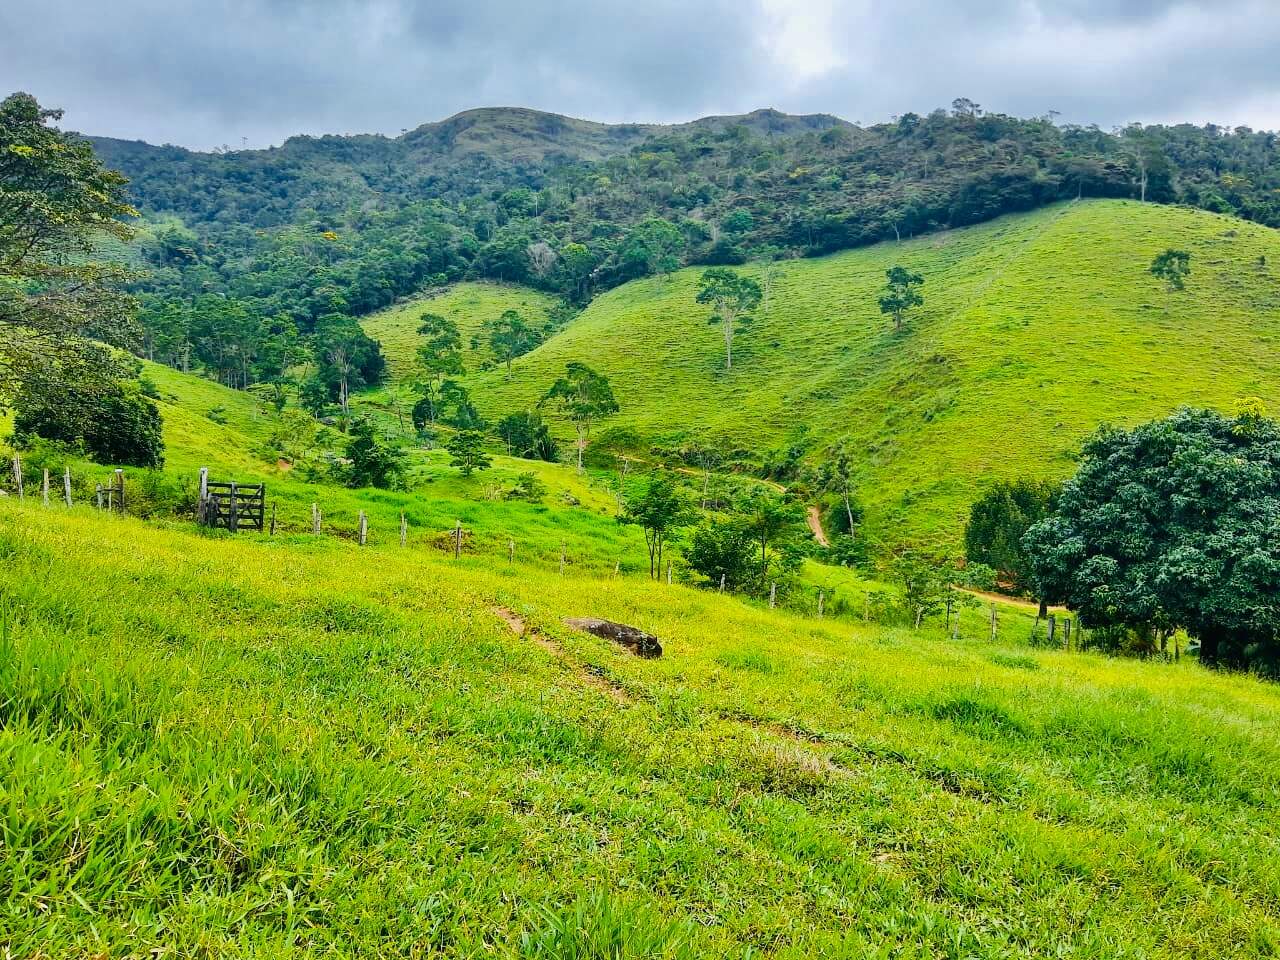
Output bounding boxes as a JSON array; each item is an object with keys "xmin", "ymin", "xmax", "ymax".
[{"xmin": 198, "ymin": 468, "xmax": 266, "ymax": 533}]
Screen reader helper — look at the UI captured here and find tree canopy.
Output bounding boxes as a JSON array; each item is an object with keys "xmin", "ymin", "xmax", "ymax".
[
  {"xmin": 1025, "ymin": 406, "xmax": 1280, "ymax": 675},
  {"xmin": 540, "ymin": 361, "xmax": 618, "ymax": 472}
]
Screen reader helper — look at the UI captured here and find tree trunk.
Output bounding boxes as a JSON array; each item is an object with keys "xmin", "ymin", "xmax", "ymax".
[
  {"xmin": 1037, "ymin": 598, "xmax": 1048, "ymax": 618},
  {"xmin": 843, "ymin": 493, "xmax": 855, "ymax": 534},
  {"xmin": 576, "ymin": 427, "xmax": 585, "ymax": 473}
]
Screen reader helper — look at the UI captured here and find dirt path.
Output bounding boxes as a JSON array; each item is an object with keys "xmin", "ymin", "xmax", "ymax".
[
  {"xmin": 806, "ymin": 506, "xmax": 830, "ymax": 547},
  {"xmin": 958, "ymin": 588, "xmax": 1065, "ymax": 614}
]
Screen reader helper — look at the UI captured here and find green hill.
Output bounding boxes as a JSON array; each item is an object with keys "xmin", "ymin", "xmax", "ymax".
[{"xmin": 448, "ymin": 200, "xmax": 1280, "ymax": 546}]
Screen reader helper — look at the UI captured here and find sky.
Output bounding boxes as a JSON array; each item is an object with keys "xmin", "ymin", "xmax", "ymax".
[{"xmin": 2, "ymin": 0, "xmax": 1278, "ymax": 150}]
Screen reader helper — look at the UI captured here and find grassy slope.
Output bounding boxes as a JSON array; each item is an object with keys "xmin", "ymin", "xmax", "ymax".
[
  {"xmin": 360, "ymin": 282, "xmax": 562, "ymax": 384},
  {"xmin": 456, "ymin": 200, "xmax": 1280, "ymax": 546},
  {"xmin": 2, "ymin": 500, "xmax": 1278, "ymax": 957}
]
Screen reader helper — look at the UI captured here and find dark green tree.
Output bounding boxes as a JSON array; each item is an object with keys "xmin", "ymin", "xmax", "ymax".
[
  {"xmin": 343, "ymin": 417, "xmax": 404, "ymax": 489},
  {"xmin": 540, "ymin": 362, "xmax": 619, "ymax": 472},
  {"xmin": 446, "ymin": 429, "xmax": 492, "ymax": 477},
  {"xmin": 1150, "ymin": 248, "xmax": 1191, "ymax": 291},
  {"xmin": 696, "ymin": 268, "xmax": 763, "ymax": 370},
  {"xmin": 739, "ymin": 489, "xmax": 804, "ymax": 591},
  {"xmin": 686, "ymin": 519, "xmax": 756, "ymax": 592},
  {"xmin": 312, "ymin": 314, "xmax": 384, "ymax": 417},
  {"xmin": 495, "ymin": 411, "xmax": 559, "ymax": 462},
  {"xmin": 619, "ymin": 472, "xmax": 697, "ymax": 578},
  {"xmin": 964, "ymin": 478, "xmax": 1059, "ymax": 601},
  {"xmin": 1025, "ymin": 406, "xmax": 1280, "ymax": 675},
  {"xmin": 619, "ymin": 218, "xmax": 685, "ymax": 280},
  {"xmin": 13, "ymin": 375, "xmax": 164, "ymax": 468},
  {"xmin": 878, "ymin": 266, "xmax": 924, "ymax": 331}
]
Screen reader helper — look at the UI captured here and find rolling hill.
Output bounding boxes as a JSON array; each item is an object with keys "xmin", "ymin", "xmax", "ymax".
[{"xmin": 418, "ymin": 199, "xmax": 1280, "ymax": 547}]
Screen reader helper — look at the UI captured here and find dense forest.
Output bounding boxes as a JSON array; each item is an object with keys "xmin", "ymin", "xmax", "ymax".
[{"xmin": 89, "ymin": 100, "xmax": 1280, "ymax": 391}]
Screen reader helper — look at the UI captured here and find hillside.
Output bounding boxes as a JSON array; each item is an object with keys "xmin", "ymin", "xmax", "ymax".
[
  {"xmin": 4, "ymin": 499, "xmax": 1279, "ymax": 956},
  {"xmin": 451, "ymin": 200, "xmax": 1280, "ymax": 546}
]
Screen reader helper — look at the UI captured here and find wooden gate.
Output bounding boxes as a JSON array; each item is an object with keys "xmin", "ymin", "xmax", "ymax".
[{"xmin": 198, "ymin": 470, "xmax": 265, "ymax": 533}]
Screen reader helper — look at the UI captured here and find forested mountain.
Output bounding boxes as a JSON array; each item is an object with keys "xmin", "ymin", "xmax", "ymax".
[{"xmin": 95, "ymin": 102, "xmax": 1280, "ymax": 332}]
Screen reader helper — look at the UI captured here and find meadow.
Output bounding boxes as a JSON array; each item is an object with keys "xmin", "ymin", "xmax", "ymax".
[
  {"xmin": 376, "ymin": 200, "xmax": 1280, "ymax": 547},
  {"xmin": 2, "ymin": 500, "xmax": 1278, "ymax": 957}
]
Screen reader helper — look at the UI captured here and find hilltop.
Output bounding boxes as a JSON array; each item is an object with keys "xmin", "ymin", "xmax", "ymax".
[{"xmin": 428, "ymin": 200, "xmax": 1280, "ymax": 546}]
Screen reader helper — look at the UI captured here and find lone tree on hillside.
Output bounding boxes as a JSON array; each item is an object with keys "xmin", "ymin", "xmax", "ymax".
[
  {"xmin": 0, "ymin": 92, "xmax": 139, "ymax": 406},
  {"xmin": 1150, "ymin": 248, "xmax": 1191, "ymax": 291},
  {"xmin": 878, "ymin": 266, "xmax": 924, "ymax": 331},
  {"xmin": 620, "ymin": 473, "xmax": 697, "ymax": 579},
  {"xmin": 814, "ymin": 443, "xmax": 862, "ymax": 535},
  {"xmin": 486, "ymin": 309, "xmax": 540, "ymax": 374},
  {"xmin": 540, "ymin": 361, "xmax": 619, "ymax": 472},
  {"xmin": 415, "ymin": 312, "xmax": 464, "ymax": 424},
  {"xmin": 1025, "ymin": 404, "xmax": 1280, "ymax": 675},
  {"xmin": 344, "ymin": 417, "xmax": 405, "ymax": 489},
  {"xmin": 696, "ymin": 268, "xmax": 762, "ymax": 370},
  {"xmin": 446, "ymin": 429, "xmax": 492, "ymax": 477}
]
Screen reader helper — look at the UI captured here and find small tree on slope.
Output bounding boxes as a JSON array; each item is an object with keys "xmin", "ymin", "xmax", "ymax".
[{"xmin": 696, "ymin": 268, "xmax": 762, "ymax": 370}]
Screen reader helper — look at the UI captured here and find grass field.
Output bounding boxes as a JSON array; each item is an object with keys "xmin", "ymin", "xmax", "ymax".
[
  {"xmin": 360, "ymin": 282, "xmax": 562, "ymax": 384},
  {"xmin": 384, "ymin": 200, "xmax": 1280, "ymax": 548},
  {"xmin": 2, "ymin": 500, "xmax": 1278, "ymax": 957}
]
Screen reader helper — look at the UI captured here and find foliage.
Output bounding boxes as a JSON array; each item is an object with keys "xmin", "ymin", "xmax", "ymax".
[
  {"xmin": 965, "ymin": 478, "xmax": 1059, "ymax": 595},
  {"xmin": 1025, "ymin": 407, "xmax": 1280, "ymax": 675},
  {"xmin": 878, "ymin": 265, "xmax": 924, "ymax": 331},
  {"xmin": 619, "ymin": 472, "xmax": 696, "ymax": 578},
  {"xmin": 0, "ymin": 92, "xmax": 139, "ymax": 406},
  {"xmin": 312, "ymin": 314, "xmax": 385, "ymax": 416},
  {"xmin": 1150, "ymin": 248, "xmax": 1191, "ymax": 290},
  {"xmin": 12, "ymin": 375, "xmax": 164, "ymax": 468},
  {"xmin": 685, "ymin": 518, "xmax": 756, "ymax": 592},
  {"xmin": 695, "ymin": 268, "xmax": 762, "ymax": 370},
  {"xmin": 446, "ymin": 429, "xmax": 493, "ymax": 477},
  {"xmin": 737, "ymin": 489, "xmax": 805, "ymax": 592},
  {"xmin": 506, "ymin": 470, "xmax": 546, "ymax": 502},
  {"xmin": 484, "ymin": 309, "xmax": 540, "ymax": 372},
  {"xmin": 495, "ymin": 410, "xmax": 558, "ymax": 462},
  {"xmin": 342, "ymin": 416, "xmax": 404, "ymax": 488},
  {"xmin": 540, "ymin": 361, "xmax": 618, "ymax": 471}
]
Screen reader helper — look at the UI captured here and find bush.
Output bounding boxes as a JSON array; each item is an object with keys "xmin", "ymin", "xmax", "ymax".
[{"xmin": 13, "ymin": 379, "xmax": 164, "ymax": 468}]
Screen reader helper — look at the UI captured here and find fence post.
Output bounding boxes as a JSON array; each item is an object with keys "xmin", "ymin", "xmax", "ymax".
[
  {"xmin": 199, "ymin": 466, "xmax": 208, "ymax": 502},
  {"xmin": 769, "ymin": 582, "xmax": 777, "ymax": 608},
  {"xmin": 454, "ymin": 520, "xmax": 462, "ymax": 559},
  {"xmin": 228, "ymin": 480, "xmax": 238, "ymax": 532},
  {"xmin": 818, "ymin": 591, "xmax": 825, "ymax": 618},
  {"xmin": 270, "ymin": 503, "xmax": 277, "ymax": 536},
  {"xmin": 989, "ymin": 604, "xmax": 998, "ymax": 642},
  {"xmin": 12, "ymin": 454, "xmax": 22, "ymax": 500},
  {"xmin": 96, "ymin": 484, "xmax": 104, "ymax": 510},
  {"xmin": 311, "ymin": 503, "xmax": 320, "ymax": 534},
  {"xmin": 63, "ymin": 467, "xmax": 72, "ymax": 507},
  {"xmin": 400, "ymin": 512, "xmax": 407, "ymax": 547},
  {"xmin": 1047, "ymin": 614, "xmax": 1057, "ymax": 647},
  {"xmin": 42, "ymin": 469, "xmax": 50, "ymax": 507},
  {"xmin": 358, "ymin": 510, "xmax": 368, "ymax": 546},
  {"xmin": 613, "ymin": 559, "xmax": 620, "ymax": 576},
  {"xmin": 114, "ymin": 469, "xmax": 124, "ymax": 515},
  {"xmin": 666, "ymin": 561, "xmax": 672, "ymax": 585},
  {"xmin": 719, "ymin": 573, "xmax": 726, "ymax": 593},
  {"xmin": 559, "ymin": 544, "xmax": 565, "ymax": 575},
  {"xmin": 1063, "ymin": 617, "xmax": 1072, "ymax": 651},
  {"xmin": 509, "ymin": 539, "xmax": 515, "ymax": 563}
]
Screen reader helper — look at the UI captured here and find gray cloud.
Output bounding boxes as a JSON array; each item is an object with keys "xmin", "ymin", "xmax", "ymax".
[{"xmin": 0, "ymin": 0, "xmax": 1276, "ymax": 149}]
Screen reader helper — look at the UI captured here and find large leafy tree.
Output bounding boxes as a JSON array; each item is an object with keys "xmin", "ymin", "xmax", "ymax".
[
  {"xmin": 343, "ymin": 417, "xmax": 404, "ymax": 489},
  {"xmin": 620, "ymin": 472, "xmax": 696, "ymax": 578},
  {"xmin": 1025, "ymin": 406, "xmax": 1280, "ymax": 675},
  {"xmin": 540, "ymin": 361, "xmax": 618, "ymax": 472},
  {"xmin": 1150, "ymin": 248, "xmax": 1191, "ymax": 291},
  {"xmin": 445, "ymin": 430, "xmax": 492, "ymax": 477},
  {"xmin": 696, "ymin": 268, "xmax": 762, "ymax": 370},
  {"xmin": 1, "ymin": 92, "xmax": 138, "ymax": 405},
  {"xmin": 13, "ymin": 373, "xmax": 164, "ymax": 467},
  {"xmin": 311, "ymin": 314, "xmax": 384, "ymax": 417},
  {"xmin": 877, "ymin": 265, "xmax": 924, "ymax": 331}
]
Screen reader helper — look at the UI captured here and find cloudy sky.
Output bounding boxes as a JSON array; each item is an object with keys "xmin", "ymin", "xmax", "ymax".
[{"xmin": 2, "ymin": 0, "xmax": 1277, "ymax": 150}]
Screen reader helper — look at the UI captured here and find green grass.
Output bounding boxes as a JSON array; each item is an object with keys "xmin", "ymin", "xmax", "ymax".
[
  {"xmin": 361, "ymin": 281, "xmax": 562, "ymax": 384},
  {"xmin": 453, "ymin": 200, "xmax": 1280, "ymax": 547},
  {"xmin": 3, "ymin": 500, "xmax": 1279, "ymax": 956}
]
